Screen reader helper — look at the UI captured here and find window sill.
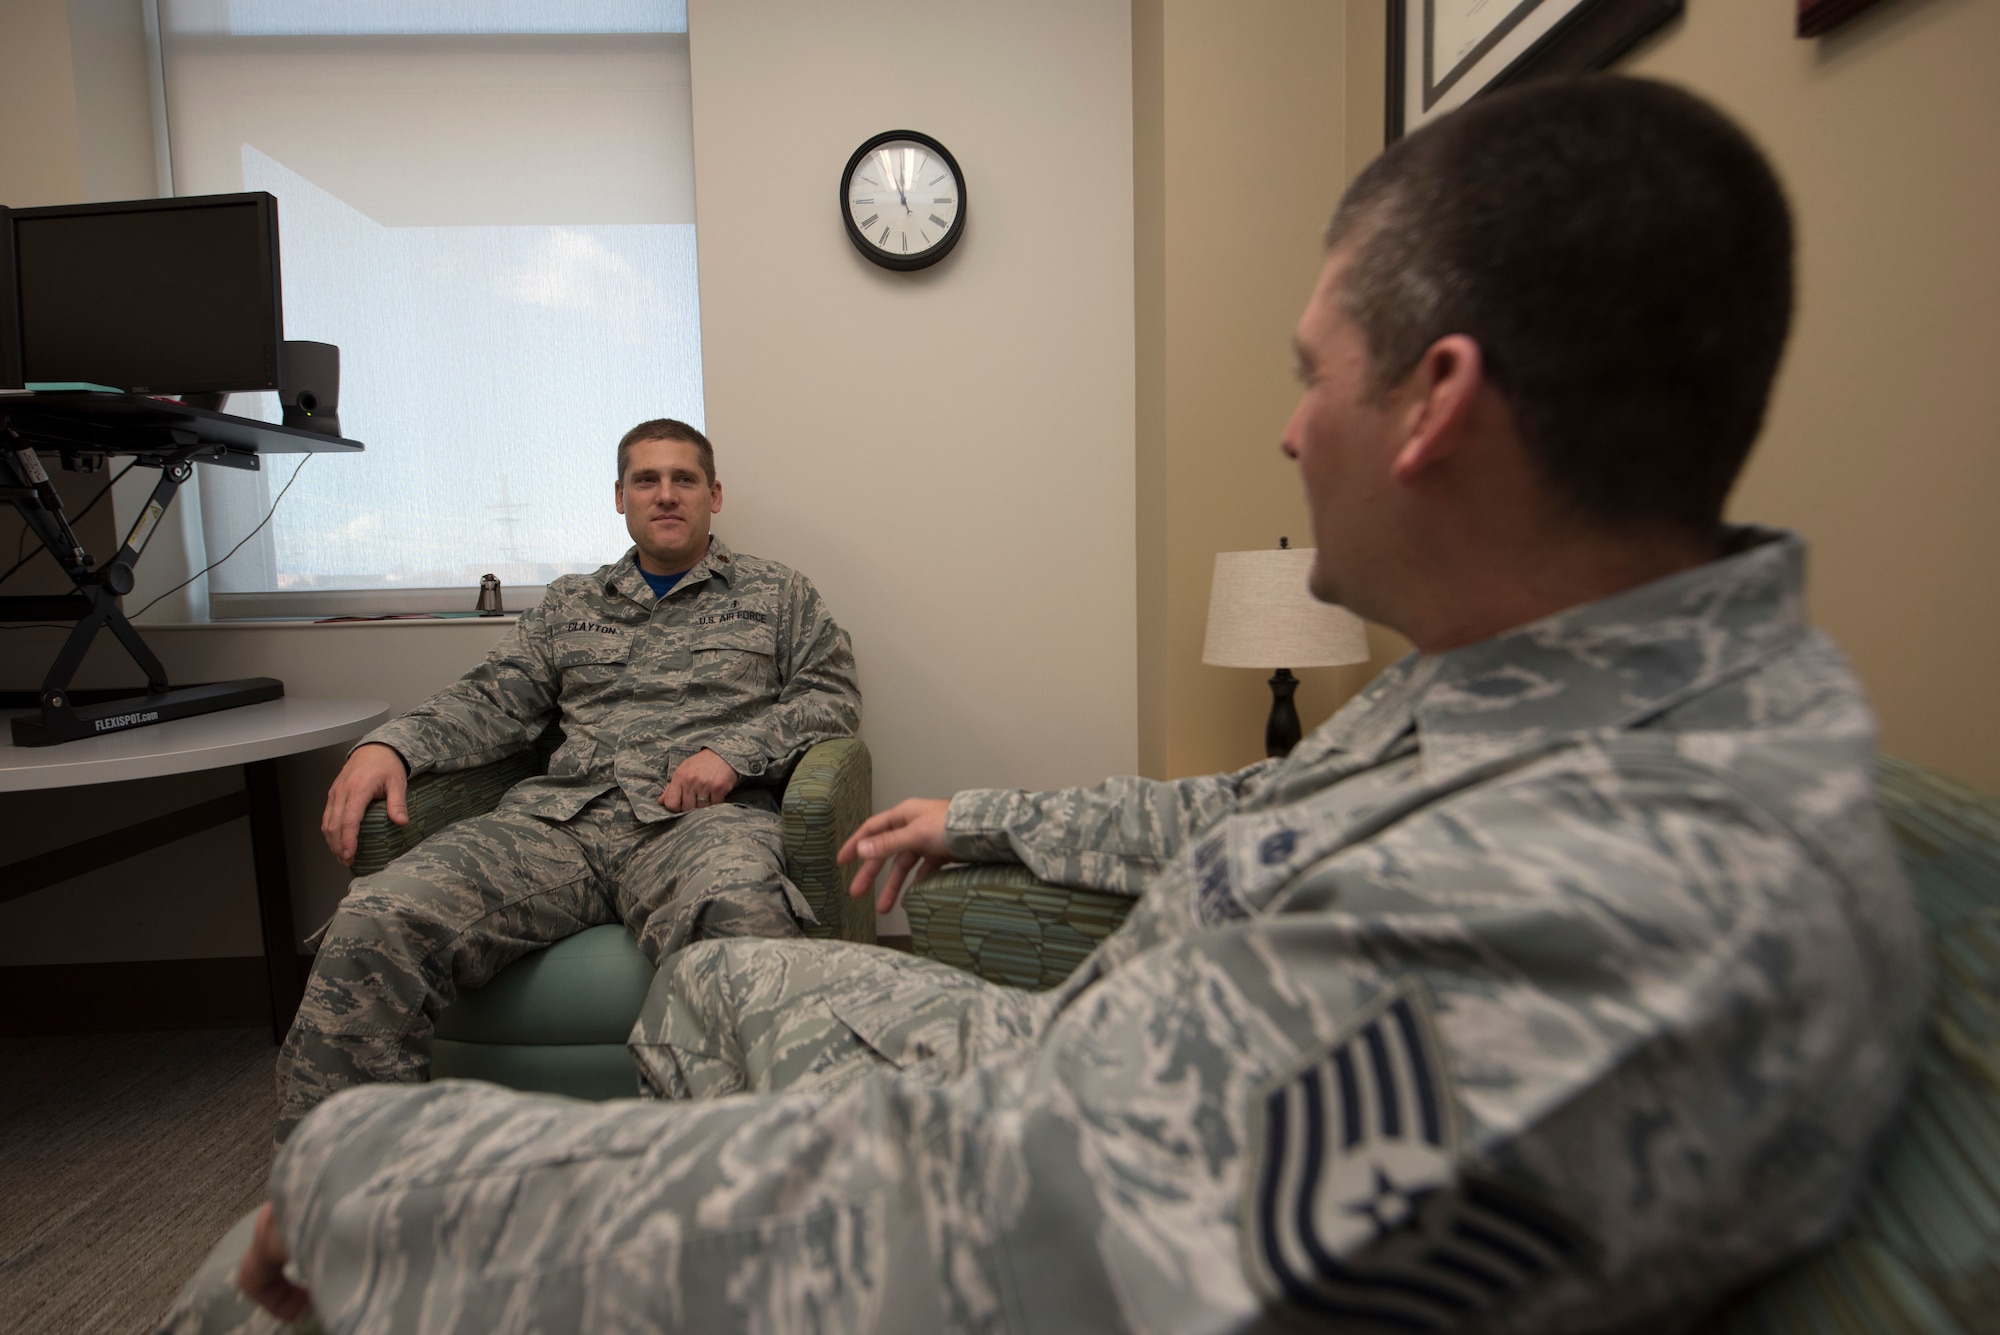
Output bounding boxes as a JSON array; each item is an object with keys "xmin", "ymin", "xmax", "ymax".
[{"xmin": 135, "ymin": 615, "xmax": 521, "ymax": 630}]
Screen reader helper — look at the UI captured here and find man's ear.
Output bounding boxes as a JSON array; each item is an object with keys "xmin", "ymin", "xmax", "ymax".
[
  {"xmin": 614, "ymin": 480, "xmax": 627, "ymax": 515},
  {"xmin": 1390, "ymin": 334, "xmax": 1485, "ymax": 484},
  {"xmin": 709, "ymin": 480, "xmax": 724, "ymax": 514}
]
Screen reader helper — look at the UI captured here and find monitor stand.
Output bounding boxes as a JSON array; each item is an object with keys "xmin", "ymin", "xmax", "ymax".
[{"xmin": 2, "ymin": 432, "xmax": 281, "ymax": 746}]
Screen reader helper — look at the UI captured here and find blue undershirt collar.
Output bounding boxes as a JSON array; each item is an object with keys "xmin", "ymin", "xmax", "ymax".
[{"xmin": 639, "ymin": 566, "xmax": 686, "ymax": 600}]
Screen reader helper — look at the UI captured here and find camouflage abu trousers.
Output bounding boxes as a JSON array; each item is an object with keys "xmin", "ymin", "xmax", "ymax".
[
  {"xmin": 275, "ymin": 790, "xmax": 808, "ymax": 1141},
  {"xmin": 160, "ymin": 937, "xmax": 1039, "ymax": 1335}
]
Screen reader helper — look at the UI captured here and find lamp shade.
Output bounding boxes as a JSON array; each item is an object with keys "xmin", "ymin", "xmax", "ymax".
[{"xmin": 1201, "ymin": 547, "xmax": 1369, "ymax": 668}]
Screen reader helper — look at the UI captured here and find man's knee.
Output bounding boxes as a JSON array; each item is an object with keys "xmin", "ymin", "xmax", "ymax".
[
  {"xmin": 692, "ymin": 879, "xmax": 807, "ymax": 941},
  {"xmin": 329, "ymin": 851, "xmax": 495, "ymax": 936},
  {"xmin": 301, "ymin": 873, "xmax": 467, "ymax": 1010},
  {"xmin": 629, "ymin": 936, "xmax": 813, "ymax": 1100},
  {"xmin": 631, "ymin": 878, "xmax": 804, "ymax": 962}
]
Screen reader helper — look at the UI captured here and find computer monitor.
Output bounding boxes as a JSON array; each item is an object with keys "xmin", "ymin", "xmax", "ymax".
[{"xmin": 0, "ymin": 192, "xmax": 283, "ymax": 396}]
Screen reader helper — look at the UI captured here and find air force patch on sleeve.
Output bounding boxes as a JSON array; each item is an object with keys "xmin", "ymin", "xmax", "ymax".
[{"xmin": 1242, "ymin": 980, "xmax": 1587, "ymax": 1331}]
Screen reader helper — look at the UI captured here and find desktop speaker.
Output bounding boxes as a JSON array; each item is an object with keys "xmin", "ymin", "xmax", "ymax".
[{"xmin": 280, "ymin": 340, "xmax": 340, "ymax": 437}]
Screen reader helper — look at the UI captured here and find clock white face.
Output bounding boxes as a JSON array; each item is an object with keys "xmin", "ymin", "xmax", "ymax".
[{"xmin": 846, "ymin": 139, "xmax": 961, "ymax": 260}]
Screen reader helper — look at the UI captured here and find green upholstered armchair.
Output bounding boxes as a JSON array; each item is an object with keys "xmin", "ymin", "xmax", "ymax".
[{"xmin": 347, "ymin": 734, "xmax": 874, "ymax": 1100}]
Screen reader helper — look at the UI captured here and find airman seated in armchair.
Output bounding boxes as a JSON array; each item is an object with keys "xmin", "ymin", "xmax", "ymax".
[{"xmin": 284, "ymin": 417, "xmax": 863, "ymax": 1138}]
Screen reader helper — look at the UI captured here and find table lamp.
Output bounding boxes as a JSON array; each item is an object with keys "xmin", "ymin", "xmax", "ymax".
[{"xmin": 1202, "ymin": 538, "xmax": 1369, "ymax": 757}]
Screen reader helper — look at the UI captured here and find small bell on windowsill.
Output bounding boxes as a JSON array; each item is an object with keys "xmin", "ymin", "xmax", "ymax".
[{"xmin": 475, "ymin": 573, "xmax": 504, "ymax": 616}]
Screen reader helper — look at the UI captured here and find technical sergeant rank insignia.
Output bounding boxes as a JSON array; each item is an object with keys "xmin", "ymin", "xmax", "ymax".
[{"xmin": 1241, "ymin": 979, "xmax": 1586, "ymax": 1331}]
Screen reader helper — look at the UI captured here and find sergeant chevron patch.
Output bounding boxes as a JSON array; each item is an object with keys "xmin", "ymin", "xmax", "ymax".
[{"xmin": 1242, "ymin": 979, "xmax": 1585, "ymax": 1331}]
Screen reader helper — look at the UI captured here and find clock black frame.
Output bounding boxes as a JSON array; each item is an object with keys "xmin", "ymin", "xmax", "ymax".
[{"xmin": 840, "ymin": 129, "xmax": 967, "ymax": 272}]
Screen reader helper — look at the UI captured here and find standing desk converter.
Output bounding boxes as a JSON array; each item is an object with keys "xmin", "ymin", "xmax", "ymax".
[{"xmin": 0, "ymin": 390, "xmax": 362, "ymax": 745}]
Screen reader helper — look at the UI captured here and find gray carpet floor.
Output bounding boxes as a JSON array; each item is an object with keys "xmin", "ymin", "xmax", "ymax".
[{"xmin": 0, "ymin": 1029, "xmax": 278, "ymax": 1335}]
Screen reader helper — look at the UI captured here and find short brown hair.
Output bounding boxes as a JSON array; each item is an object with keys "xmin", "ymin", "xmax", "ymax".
[
  {"xmin": 1327, "ymin": 76, "xmax": 1793, "ymax": 533},
  {"xmin": 617, "ymin": 418, "xmax": 715, "ymax": 485}
]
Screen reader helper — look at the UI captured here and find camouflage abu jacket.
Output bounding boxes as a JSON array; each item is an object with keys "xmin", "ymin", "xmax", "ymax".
[
  {"xmin": 359, "ymin": 537, "xmax": 860, "ymax": 822},
  {"xmin": 921, "ymin": 525, "xmax": 1924, "ymax": 1332}
]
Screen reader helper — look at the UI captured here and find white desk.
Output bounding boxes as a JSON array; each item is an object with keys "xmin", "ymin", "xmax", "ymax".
[{"xmin": 1, "ymin": 697, "xmax": 389, "ymax": 1039}]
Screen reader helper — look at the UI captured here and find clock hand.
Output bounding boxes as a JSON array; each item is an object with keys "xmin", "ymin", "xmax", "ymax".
[{"xmin": 881, "ymin": 150, "xmax": 908, "ymax": 211}]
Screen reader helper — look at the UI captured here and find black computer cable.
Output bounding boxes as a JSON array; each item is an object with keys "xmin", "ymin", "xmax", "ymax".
[
  {"xmin": 0, "ymin": 458, "xmax": 139, "ymax": 588},
  {"xmin": 127, "ymin": 453, "xmax": 313, "ymax": 620}
]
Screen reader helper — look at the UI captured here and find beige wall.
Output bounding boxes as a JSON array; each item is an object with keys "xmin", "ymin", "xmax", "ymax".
[
  {"xmin": 0, "ymin": 0, "xmax": 83, "ymax": 207},
  {"xmin": 1134, "ymin": 0, "xmax": 1405, "ymax": 782},
  {"xmin": 1619, "ymin": 0, "xmax": 2000, "ymax": 789},
  {"xmin": 64, "ymin": 0, "xmax": 159, "ymax": 202},
  {"xmin": 1177, "ymin": 0, "xmax": 2000, "ymax": 792},
  {"xmin": 686, "ymin": 0, "xmax": 1139, "ymax": 804},
  {"xmin": 1312, "ymin": 2, "xmax": 2000, "ymax": 791}
]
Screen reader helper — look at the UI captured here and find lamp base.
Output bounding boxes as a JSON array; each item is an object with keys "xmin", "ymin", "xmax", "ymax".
[{"xmin": 1265, "ymin": 668, "xmax": 1302, "ymax": 758}]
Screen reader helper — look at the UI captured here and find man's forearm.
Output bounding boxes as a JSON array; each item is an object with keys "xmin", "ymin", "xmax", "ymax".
[{"xmin": 945, "ymin": 764, "xmax": 1272, "ymax": 895}]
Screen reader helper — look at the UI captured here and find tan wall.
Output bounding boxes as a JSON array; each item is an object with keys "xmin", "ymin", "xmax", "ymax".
[
  {"xmin": 1239, "ymin": 0, "xmax": 2000, "ymax": 792},
  {"xmin": 1133, "ymin": 0, "xmax": 1167, "ymax": 777},
  {"xmin": 1134, "ymin": 1, "xmax": 1405, "ymax": 781},
  {"xmin": 0, "ymin": 0, "xmax": 83, "ymax": 207},
  {"xmin": 64, "ymin": 0, "xmax": 159, "ymax": 202},
  {"xmin": 686, "ymin": 0, "xmax": 1139, "ymax": 805},
  {"xmin": 1618, "ymin": 0, "xmax": 2000, "ymax": 789}
]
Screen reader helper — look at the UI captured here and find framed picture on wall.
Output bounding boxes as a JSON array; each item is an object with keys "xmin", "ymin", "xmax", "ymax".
[{"xmin": 1386, "ymin": 0, "xmax": 1684, "ymax": 143}]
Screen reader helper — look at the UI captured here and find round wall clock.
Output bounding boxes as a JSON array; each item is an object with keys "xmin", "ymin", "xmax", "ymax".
[{"xmin": 840, "ymin": 130, "xmax": 966, "ymax": 271}]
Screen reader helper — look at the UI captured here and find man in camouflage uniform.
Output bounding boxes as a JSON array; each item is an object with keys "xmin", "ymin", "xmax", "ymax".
[
  {"xmin": 277, "ymin": 417, "xmax": 860, "ymax": 1140},
  {"xmin": 176, "ymin": 78, "xmax": 1922, "ymax": 1334}
]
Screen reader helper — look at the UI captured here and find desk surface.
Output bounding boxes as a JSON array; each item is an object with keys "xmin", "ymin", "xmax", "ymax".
[
  {"xmin": 0, "ymin": 391, "xmax": 364, "ymax": 456},
  {"xmin": 0, "ymin": 696, "xmax": 388, "ymax": 791}
]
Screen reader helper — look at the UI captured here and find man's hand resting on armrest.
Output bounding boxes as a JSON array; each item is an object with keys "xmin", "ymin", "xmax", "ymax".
[
  {"xmin": 321, "ymin": 742, "xmax": 410, "ymax": 867},
  {"xmin": 237, "ymin": 1201, "xmax": 309, "ymax": 1322},
  {"xmin": 839, "ymin": 798, "xmax": 951, "ymax": 914}
]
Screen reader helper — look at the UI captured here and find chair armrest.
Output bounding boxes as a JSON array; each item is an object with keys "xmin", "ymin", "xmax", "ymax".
[
  {"xmin": 1691, "ymin": 756, "xmax": 2000, "ymax": 1335},
  {"xmin": 782, "ymin": 737, "xmax": 875, "ymax": 943},
  {"xmin": 351, "ymin": 749, "xmax": 543, "ymax": 877},
  {"xmin": 902, "ymin": 865, "xmax": 1136, "ymax": 990}
]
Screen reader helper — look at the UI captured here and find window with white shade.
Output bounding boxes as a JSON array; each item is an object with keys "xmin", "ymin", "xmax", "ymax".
[{"xmin": 155, "ymin": 0, "xmax": 702, "ymax": 616}]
